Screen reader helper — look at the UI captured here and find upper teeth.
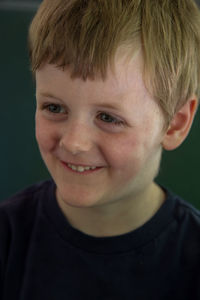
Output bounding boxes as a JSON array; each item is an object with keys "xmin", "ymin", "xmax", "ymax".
[{"xmin": 67, "ymin": 164, "xmax": 97, "ymax": 172}]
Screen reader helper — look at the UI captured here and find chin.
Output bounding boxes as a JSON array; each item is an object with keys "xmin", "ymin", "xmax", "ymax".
[{"xmin": 56, "ymin": 185, "xmax": 102, "ymax": 209}]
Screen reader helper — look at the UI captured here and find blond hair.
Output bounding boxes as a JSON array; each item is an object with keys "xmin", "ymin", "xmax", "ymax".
[{"xmin": 28, "ymin": 0, "xmax": 200, "ymax": 125}]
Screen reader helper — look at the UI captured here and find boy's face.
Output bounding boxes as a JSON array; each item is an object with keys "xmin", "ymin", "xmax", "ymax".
[{"xmin": 35, "ymin": 50, "xmax": 165, "ymax": 209}]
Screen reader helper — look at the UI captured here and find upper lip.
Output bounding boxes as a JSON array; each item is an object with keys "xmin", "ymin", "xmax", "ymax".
[{"xmin": 61, "ymin": 161, "xmax": 104, "ymax": 168}]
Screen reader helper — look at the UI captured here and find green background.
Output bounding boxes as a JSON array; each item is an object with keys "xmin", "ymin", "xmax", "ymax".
[{"xmin": 0, "ymin": 8, "xmax": 199, "ymax": 209}]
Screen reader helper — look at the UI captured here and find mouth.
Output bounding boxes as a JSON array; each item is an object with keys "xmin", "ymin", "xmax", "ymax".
[{"xmin": 60, "ymin": 161, "xmax": 104, "ymax": 174}]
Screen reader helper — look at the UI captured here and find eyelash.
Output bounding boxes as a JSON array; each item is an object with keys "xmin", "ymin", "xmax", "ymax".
[
  {"xmin": 41, "ymin": 103, "xmax": 124, "ymax": 127},
  {"xmin": 97, "ymin": 112, "xmax": 124, "ymax": 126},
  {"xmin": 42, "ymin": 103, "xmax": 66, "ymax": 114}
]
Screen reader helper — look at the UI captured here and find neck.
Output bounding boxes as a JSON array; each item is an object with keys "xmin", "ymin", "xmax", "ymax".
[{"xmin": 56, "ymin": 182, "xmax": 166, "ymax": 237}]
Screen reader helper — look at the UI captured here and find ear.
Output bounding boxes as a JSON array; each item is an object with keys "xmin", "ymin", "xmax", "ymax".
[{"xmin": 162, "ymin": 97, "xmax": 198, "ymax": 151}]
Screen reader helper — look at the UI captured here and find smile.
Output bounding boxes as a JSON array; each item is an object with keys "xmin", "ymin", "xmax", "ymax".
[
  {"xmin": 67, "ymin": 163, "xmax": 97, "ymax": 172},
  {"xmin": 61, "ymin": 161, "xmax": 103, "ymax": 174}
]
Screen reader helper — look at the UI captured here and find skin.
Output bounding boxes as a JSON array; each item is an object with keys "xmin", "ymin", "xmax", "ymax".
[{"xmin": 35, "ymin": 50, "xmax": 197, "ymax": 237}]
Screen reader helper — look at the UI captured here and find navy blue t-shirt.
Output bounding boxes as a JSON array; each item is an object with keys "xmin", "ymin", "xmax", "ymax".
[{"xmin": 0, "ymin": 179, "xmax": 200, "ymax": 300}]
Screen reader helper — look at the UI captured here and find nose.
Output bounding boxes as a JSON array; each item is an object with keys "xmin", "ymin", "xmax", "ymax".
[{"xmin": 59, "ymin": 122, "xmax": 94, "ymax": 155}]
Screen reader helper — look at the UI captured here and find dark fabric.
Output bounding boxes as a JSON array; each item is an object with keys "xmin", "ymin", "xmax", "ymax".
[{"xmin": 0, "ymin": 179, "xmax": 200, "ymax": 300}]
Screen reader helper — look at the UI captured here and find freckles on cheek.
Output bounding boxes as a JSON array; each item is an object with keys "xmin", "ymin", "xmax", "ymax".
[
  {"xmin": 104, "ymin": 134, "xmax": 143, "ymax": 170},
  {"xmin": 35, "ymin": 119, "xmax": 59, "ymax": 153}
]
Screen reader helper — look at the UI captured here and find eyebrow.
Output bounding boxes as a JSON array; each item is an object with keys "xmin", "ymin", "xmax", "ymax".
[
  {"xmin": 95, "ymin": 102, "xmax": 124, "ymax": 111},
  {"xmin": 37, "ymin": 92, "xmax": 62, "ymax": 100}
]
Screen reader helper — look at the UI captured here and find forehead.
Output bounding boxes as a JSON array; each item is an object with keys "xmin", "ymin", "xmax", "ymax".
[{"xmin": 36, "ymin": 50, "xmax": 150, "ymax": 102}]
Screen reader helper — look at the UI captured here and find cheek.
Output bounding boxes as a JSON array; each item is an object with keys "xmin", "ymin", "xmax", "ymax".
[
  {"xmin": 35, "ymin": 114, "xmax": 60, "ymax": 153},
  {"xmin": 101, "ymin": 132, "xmax": 145, "ymax": 172},
  {"xmin": 101, "ymin": 125, "xmax": 161, "ymax": 179}
]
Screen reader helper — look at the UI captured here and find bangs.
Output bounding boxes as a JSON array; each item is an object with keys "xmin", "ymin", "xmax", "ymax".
[{"xmin": 28, "ymin": 0, "xmax": 141, "ymax": 80}]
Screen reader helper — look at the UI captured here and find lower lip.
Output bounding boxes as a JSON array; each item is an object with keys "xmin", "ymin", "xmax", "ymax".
[{"xmin": 60, "ymin": 161, "xmax": 103, "ymax": 175}]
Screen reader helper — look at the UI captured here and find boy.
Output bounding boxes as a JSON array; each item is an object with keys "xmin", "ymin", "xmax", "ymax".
[{"xmin": 1, "ymin": 0, "xmax": 200, "ymax": 299}]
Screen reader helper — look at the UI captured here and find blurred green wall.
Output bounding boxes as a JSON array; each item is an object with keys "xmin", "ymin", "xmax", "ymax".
[
  {"xmin": 0, "ymin": 9, "xmax": 50, "ymax": 202},
  {"xmin": 0, "ymin": 9, "xmax": 199, "ymax": 209}
]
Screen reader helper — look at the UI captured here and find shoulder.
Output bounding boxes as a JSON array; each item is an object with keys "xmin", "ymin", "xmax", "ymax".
[
  {"xmin": 0, "ymin": 179, "xmax": 54, "ymax": 231},
  {"xmin": 171, "ymin": 192, "xmax": 200, "ymax": 229},
  {"xmin": 0, "ymin": 180, "xmax": 55, "ymax": 290},
  {"xmin": 164, "ymin": 188, "xmax": 200, "ymax": 264},
  {"xmin": 160, "ymin": 185, "xmax": 200, "ymax": 227},
  {"xmin": 0, "ymin": 179, "xmax": 53, "ymax": 211},
  {"xmin": 0, "ymin": 179, "xmax": 54, "ymax": 261},
  {"xmin": 159, "ymin": 186, "xmax": 200, "ymax": 250}
]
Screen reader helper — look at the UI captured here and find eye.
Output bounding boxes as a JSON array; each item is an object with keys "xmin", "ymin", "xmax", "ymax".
[
  {"xmin": 42, "ymin": 103, "xmax": 66, "ymax": 114},
  {"xmin": 97, "ymin": 112, "xmax": 124, "ymax": 126}
]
